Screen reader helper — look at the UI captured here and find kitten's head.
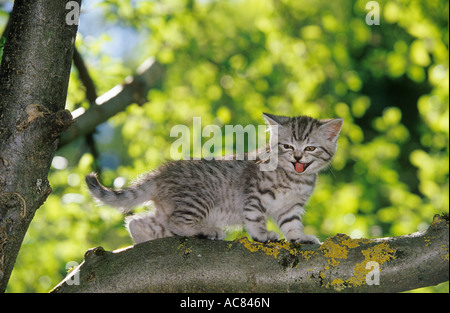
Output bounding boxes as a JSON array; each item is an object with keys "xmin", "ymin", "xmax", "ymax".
[{"xmin": 263, "ymin": 113, "xmax": 343, "ymax": 174}]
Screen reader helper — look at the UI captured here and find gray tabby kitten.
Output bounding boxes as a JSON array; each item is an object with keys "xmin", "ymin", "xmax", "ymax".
[{"xmin": 86, "ymin": 113, "xmax": 343, "ymax": 244}]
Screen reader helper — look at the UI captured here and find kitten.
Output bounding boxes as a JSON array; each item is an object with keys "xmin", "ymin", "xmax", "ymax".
[{"xmin": 86, "ymin": 113, "xmax": 343, "ymax": 244}]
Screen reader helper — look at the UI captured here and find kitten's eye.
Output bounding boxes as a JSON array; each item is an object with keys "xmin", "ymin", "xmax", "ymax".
[
  {"xmin": 282, "ymin": 144, "xmax": 294, "ymax": 150},
  {"xmin": 304, "ymin": 146, "xmax": 316, "ymax": 152}
]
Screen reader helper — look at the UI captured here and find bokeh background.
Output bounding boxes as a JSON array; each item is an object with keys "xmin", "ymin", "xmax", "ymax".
[{"xmin": 1, "ymin": 0, "xmax": 448, "ymax": 292}]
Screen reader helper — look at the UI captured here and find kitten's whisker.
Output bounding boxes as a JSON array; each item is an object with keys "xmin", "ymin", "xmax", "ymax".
[{"xmin": 327, "ymin": 165, "xmax": 336, "ymax": 179}]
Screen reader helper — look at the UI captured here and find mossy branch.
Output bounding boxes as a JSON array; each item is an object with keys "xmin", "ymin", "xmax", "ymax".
[{"xmin": 52, "ymin": 214, "xmax": 449, "ymax": 293}]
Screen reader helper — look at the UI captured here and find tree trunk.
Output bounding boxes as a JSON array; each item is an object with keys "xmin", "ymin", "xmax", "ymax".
[
  {"xmin": 52, "ymin": 214, "xmax": 449, "ymax": 293},
  {"xmin": 0, "ymin": 0, "xmax": 81, "ymax": 292}
]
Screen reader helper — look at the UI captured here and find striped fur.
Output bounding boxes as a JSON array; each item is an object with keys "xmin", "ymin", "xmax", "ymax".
[{"xmin": 86, "ymin": 113, "xmax": 343, "ymax": 244}]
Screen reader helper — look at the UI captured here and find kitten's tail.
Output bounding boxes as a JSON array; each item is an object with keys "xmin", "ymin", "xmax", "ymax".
[{"xmin": 85, "ymin": 173, "xmax": 155, "ymax": 212}]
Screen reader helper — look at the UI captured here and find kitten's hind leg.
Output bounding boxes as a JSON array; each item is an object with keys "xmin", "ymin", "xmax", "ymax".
[
  {"xmin": 167, "ymin": 208, "xmax": 225, "ymax": 240},
  {"xmin": 125, "ymin": 212, "xmax": 172, "ymax": 244}
]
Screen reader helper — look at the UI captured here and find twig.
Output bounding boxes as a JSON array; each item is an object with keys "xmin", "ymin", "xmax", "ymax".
[
  {"xmin": 58, "ymin": 58, "xmax": 164, "ymax": 148},
  {"xmin": 72, "ymin": 47, "xmax": 98, "ymax": 103}
]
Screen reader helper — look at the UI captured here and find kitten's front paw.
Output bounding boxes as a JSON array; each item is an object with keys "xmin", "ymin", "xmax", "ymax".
[
  {"xmin": 292, "ymin": 234, "xmax": 320, "ymax": 245},
  {"xmin": 266, "ymin": 231, "xmax": 280, "ymax": 242},
  {"xmin": 197, "ymin": 227, "xmax": 225, "ymax": 240},
  {"xmin": 253, "ymin": 231, "xmax": 280, "ymax": 243}
]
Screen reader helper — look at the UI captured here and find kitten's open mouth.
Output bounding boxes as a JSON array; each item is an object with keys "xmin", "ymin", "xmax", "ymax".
[{"xmin": 293, "ymin": 162, "xmax": 313, "ymax": 173}]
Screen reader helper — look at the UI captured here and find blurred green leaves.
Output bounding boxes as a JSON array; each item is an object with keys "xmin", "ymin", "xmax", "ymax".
[
  {"xmin": 2, "ymin": 0, "xmax": 448, "ymax": 292},
  {"xmin": 0, "ymin": 36, "xmax": 5, "ymax": 63}
]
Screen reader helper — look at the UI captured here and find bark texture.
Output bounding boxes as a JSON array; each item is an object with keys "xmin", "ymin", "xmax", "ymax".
[
  {"xmin": 52, "ymin": 214, "xmax": 449, "ymax": 293},
  {"xmin": 0, "ymin": 0, "xmax": 80, "ymax": 292}
]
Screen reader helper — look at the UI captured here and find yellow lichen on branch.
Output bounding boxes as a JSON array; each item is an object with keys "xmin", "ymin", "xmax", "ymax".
[
  {"xmin": 319, "ymin": 237, "xmax": 350, "ymax": 266},
  {"xmin": 237, "ymin": 237, "xmax": 315, "ymax": 262},
  {"xmin": 440, "ymin": 245, "xmax": 449, "ymax": 262},
  {"xmin": 318, "ymin": 234, "xmax": 372, "ymax": 267},
  {"xmin": 237, "ymin": 237, "xmax": 291, "ymax": 259},
  {"xmin": 346, "ymin": 241, "xmax": 396, "ymax": 288},
  {"xmin": 315, "ymin": 234, "xmax": 396, "ymax": 291}
]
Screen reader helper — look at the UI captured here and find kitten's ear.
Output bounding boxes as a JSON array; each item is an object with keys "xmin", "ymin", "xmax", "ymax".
[
  {"xmin": 319, "ymin": 118, "xmax": 344, "ymax": 142},
  {"xmin": 262, "ymin": 113, "xmax": 290, "ymax": 126}
]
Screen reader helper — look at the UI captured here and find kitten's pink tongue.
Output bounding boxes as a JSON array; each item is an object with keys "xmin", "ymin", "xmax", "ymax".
[{"xmin": 295, "ymin": 162, "xmax": 305, "ymax": 173}]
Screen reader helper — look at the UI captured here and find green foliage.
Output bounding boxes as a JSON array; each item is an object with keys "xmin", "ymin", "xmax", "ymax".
[
  {"xmin": 3, "ymin": 0, "xmax": 448, "ymax": 292},
  {"xmin": 0, "ymin": 36, "xmax": 5, "ymax": 63}
]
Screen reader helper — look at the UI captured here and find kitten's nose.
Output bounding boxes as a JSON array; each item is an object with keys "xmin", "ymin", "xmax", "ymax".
[{"xmin": 294, "ymin": 154, "xmax": 303, "ymax": 162}]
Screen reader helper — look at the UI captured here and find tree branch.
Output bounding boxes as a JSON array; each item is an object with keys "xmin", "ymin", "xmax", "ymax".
[
  {"xmin": 71, "ymin": 47, "xmax": 101, "ymax": 172},
  {"xmin": 58, "ymin": 58, "xmax": 164, "ymax": 147},
  {"xmin": 72, "ymin": 47, "xmax": 98, "ymax": 103},
  {"xmin": 51, "ymin": 214, "xmax": 449, "ymax": 293}
]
